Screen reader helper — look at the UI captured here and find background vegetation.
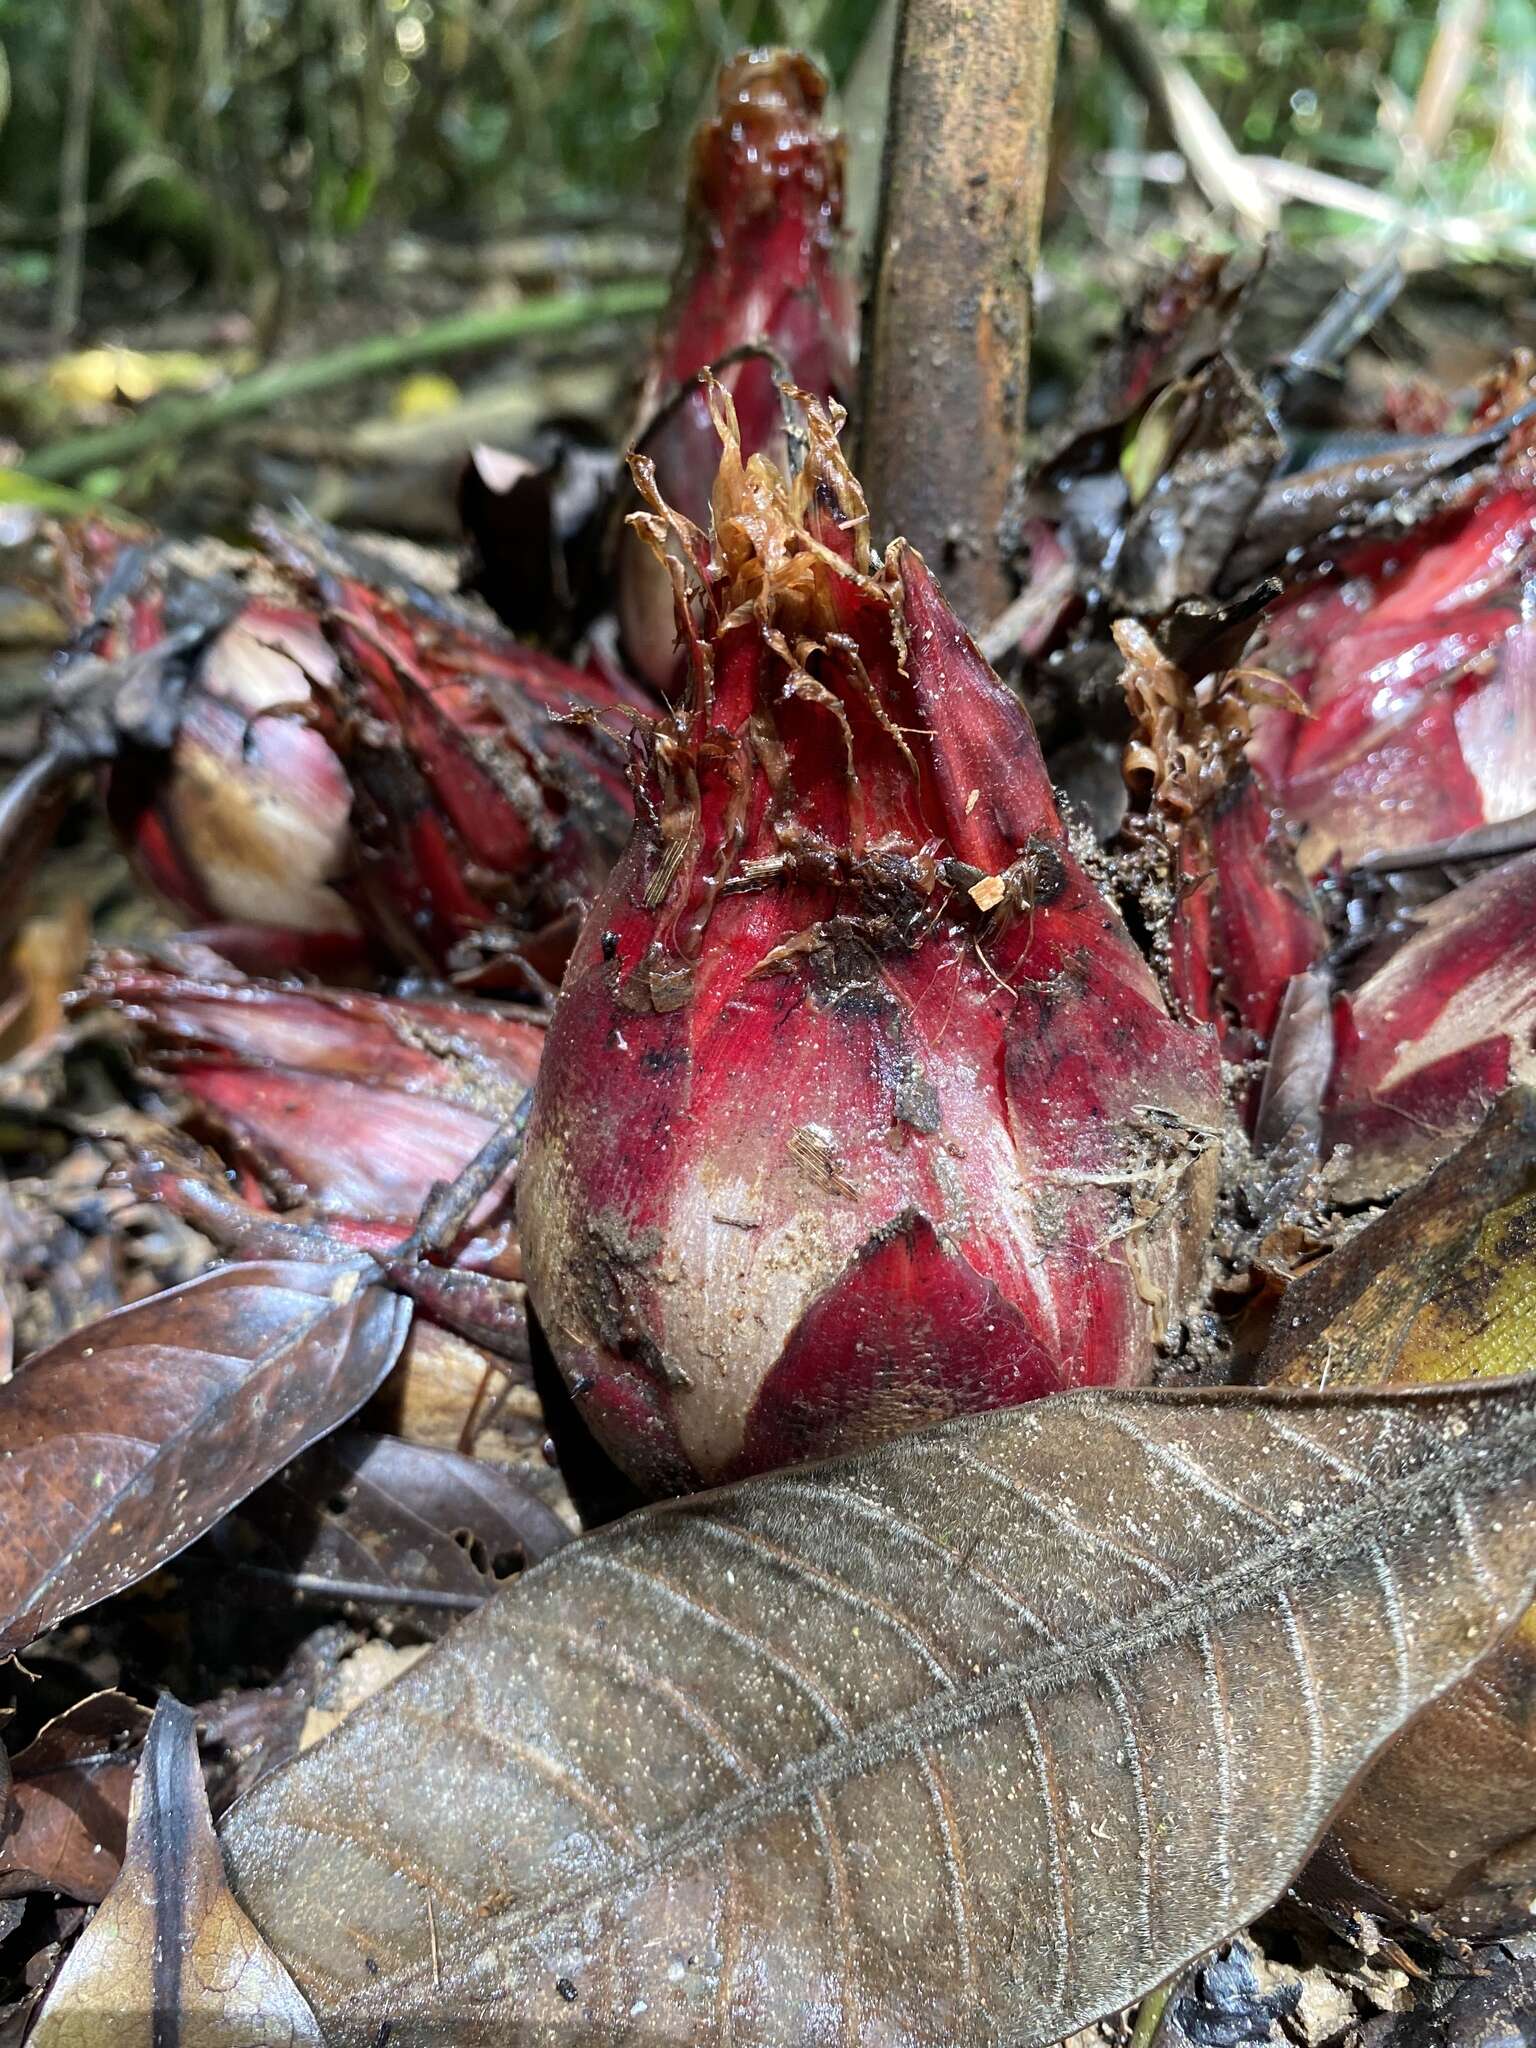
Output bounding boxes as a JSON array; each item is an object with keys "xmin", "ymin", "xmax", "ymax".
[{"xmin": 0, "ymin": 0, "xmax": 1532, "ymax": 345}]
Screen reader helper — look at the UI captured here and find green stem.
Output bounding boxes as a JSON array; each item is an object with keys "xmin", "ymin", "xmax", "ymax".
[
  {"xmin": 22, "ymin": 281, "xmax": 668, "ymax": 485},
  {"xmin": 1129, "ymin": 1979, "xmax": 1174, "ymax": 2048}
]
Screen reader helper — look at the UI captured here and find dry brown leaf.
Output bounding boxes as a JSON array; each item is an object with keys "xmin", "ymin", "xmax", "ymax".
[
  {"xmin": 0, "ymin": 1691, "xmax": 153, "ymax": 1904},
  {"xmin": 222, "ymin": 1376, "xmax": 1536, "ymax": 2046},
  {"xmin": 30, "ymin": 1697, "xmax": 321, "ymax": 2045},
  {"xmin": 228, "ymin": 1429, "xmax": 572, "ymax": 1636},
  {"xmin": 0, "ymin": 1258, "xmax": 412, "ymax": 1657}
]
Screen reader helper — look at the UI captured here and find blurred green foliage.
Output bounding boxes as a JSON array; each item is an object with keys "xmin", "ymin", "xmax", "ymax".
[
  {"xmin": 0, "ymin": 0, "xmax": 1529, "ymax": 302},
  {"xmin": 1055, "ymin": 0, "xmax": 1536, "ymax": 251}
]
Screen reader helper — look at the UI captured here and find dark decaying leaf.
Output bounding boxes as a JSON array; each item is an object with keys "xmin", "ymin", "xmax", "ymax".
[
  {"xmin": 0, "ymin": 1259, "xmax": 412, "ymax": 1658},
  {"xmin": 199, "ymin": 1624, "xmax": 361, "ymax": 1818},
  {"xmin": 0, "ymin": 1692, "xmax": 152, "ymax": 1904},
  {"xmin": 1357, "ymin": 1933, "xmax": 1536, "ymax": 2048},
  {"xmin": 30, "ymin": 1697, "xmax": 322, "ymax": 2045},
  {"xmin": 459, "ymin": 433, "xmax": 618, "ymax": 648},
  {"xmin": 225, "ymin": 1429, "xmax": 572, "ymax": 1633},
  {"xmin": 1261, "ymin": 1087, "xmax": 1536, "ymax": 1392},
  {"xmin": 1261, "ymin": 1091, "xmax": 1536, "ymax": 1936},
  {"xmin": 1163, "ymin": 1937, "xmax": 1302, "ymax": 2048},
  {"xmin": 223, "ymin": 1378, "xmax": 1536, "ymax": 2047}
]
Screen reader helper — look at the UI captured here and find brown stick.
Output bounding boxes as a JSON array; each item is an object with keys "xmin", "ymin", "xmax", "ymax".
[{"xmin": 858, "ymin": 0, "xmax": 1063, "ymax": 626}]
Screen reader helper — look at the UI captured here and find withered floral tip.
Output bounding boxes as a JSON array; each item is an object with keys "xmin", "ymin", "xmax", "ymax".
[{"xmin": 630, "ymin": 378, "xmax": 875, "ymax": 642}]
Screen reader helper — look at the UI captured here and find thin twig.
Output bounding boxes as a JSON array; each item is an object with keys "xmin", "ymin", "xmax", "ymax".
[
  {"xmin": 1128, "ymin": 1979, "xmax": 1174, "ymax": 2048},
  {"xmin": 52, "ymin": 0, "xmax": 103, "ymax": 339},
  {"xmin": 1074, "ymin": 0, "xmax": 1277, "ymax": 232},
  {"xmin": 388, "ymin": 1094, "xmax": 533, "ymax": 1266}
]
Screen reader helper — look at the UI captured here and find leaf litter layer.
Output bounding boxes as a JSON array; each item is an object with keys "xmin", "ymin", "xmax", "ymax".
[{"xmin": 222, "ymin": 1374, "xmax": 1536, "ymax": 2045}]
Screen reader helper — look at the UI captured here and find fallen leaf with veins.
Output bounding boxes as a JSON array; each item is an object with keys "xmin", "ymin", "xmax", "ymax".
[
  {"xmin": 0, "ymin": 1691, "xmax": 153, "ymax": 1904},
  {"xmin": 1265, "ymin": 1089, "xmax": 1536, "ymax": 1935},
  {"xmin": 0, "ymin": 1258, "xmax": 412, "ymax": 1656},
  {"xmin": 223, "ymin": 1375, "xmax": 1536, "ymax": 2046}
]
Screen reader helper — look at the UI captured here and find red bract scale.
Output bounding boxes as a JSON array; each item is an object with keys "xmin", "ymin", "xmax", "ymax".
[
  {"xmin": 101, "ymin": 584, "xmax": 364, "ymax": 974},
  {"xmin": 519, "ymin": 390, "xmax": 1223, "ymax": 1495},
  {"xmin": 1119, "ymin": 621, "xmax": 1325, "ymax": 1063},
  {"xmin": 618, "ymin": 48, "xmax": 856, "ymax": 693},
  {"xmin": 1248, "ymin": 485, "xmax": 1536, "ymax": 875},
  {"xmin": 1322, "ymin": 849, "xmax": 1536, "ymax": 1201},
  {"xmin": 84, "ymin": 953, "xmax": 542, "ymax": 1273},
  {"xmin": 311, "ymin": 566, "xmax": 651, "ymax": 990}
]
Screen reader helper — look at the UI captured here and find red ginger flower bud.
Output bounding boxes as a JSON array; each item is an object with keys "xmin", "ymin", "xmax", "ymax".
[
  {"xmin": 619, "ymin": 48, "xmax": 856, "ymax": 693},
  {"xmin": 520, "ymin": 391, "xmax": 1223, "ymax": 1495},
  {"xmin": 83, "ymin": 951, "xmax": 542, "ymax": 1274},
  {"xmin": 1118, "ymin": 620, "xmax": 1326, "ymax": 1063},
  {"xmin": 1248, "ymin": 484, "xmax": 1536, "ymax": 875},
  {"xmin": 312, "ymin": 562, "xmax": 648, "ymax": 991},
  {"xmin": 54, "ymin": 523, "xmax": 366, "ymax": 978},
  {"xmin": 108, "ymin": 596, "xmax": 363, "ymax": 973}
]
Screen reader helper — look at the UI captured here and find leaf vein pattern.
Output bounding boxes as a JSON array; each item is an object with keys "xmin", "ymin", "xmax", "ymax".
[
  {"xmin": 941, "ymin": 1445, "xmax": 1177, "ymax": 1589},
  {"xmin": 1451, "ymin": 1487, "xmax": 1501, "ymax": 1600},
  {"xmin": 809, "ymin": 1788, "xmax": 857, "ymax": 2048},
  {"xmin": 577, "ymin": 1552, "xmax": 852, "ymax": 1735},
  {"xmin": 1016, "ymin": 1701, "xmax": 1071, "ymax": 2008},
  {"xmin": 1195, "ymin": 1625, "xmax": 1234, "ymax": 1926},
  {"xmin": 1369, "ymin": 1540, "xmax": 1413, "ymax": 1720},
  {"xmin": 767, "ymin": 1478, "xmax": 1064, "ymax": 1644},
  {"xmin": 1102, "ymin": 1673, "xmax": 1155, "ymax": 1968},
  {"xmin": 1261, "ymin": 1416, "xmax": 1372, "ymax": 1486},
  {"xmin": 693, "ymin": 1517, "xmax": 957, "ymax": 1689},
  {"xmin": 1274, "ymin": 1588, "xmax": 1325, "ymax": 1823},
  {"xmin": 535, "ymin": 1620, "xmax": 762, "ymax": 1785},
  {"xmin": 919, "ymin": 1745, "xmax": 978, "ymax": 2000},
  {"xmin": 1098, "ymin": 1414, "xmax": 1294, "ymax": 1534}
]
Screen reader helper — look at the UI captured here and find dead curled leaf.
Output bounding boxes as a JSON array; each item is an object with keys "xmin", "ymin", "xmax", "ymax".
[
  {"xmin": 223, "ymin": 1377, "xmax": 1536, "ymax": 2047},
  {"xmin": 30, "ymin": 1696, "xmax": 322, "ymax": 2046},
  {"xmin": 0, "ymin": 1259, "xmax": 412, "ymax": 1658},
  {"xmin": 224, "ymin": 1429, "xmax": 573, "ymax": 1635},
  {"xmin": 0, "ymin": 1691, "xmax": 153, "ymax": 1904},
  {"xmin": 1262, "ymin": 1090, "xmax": 1536, "ymax": 1934}
]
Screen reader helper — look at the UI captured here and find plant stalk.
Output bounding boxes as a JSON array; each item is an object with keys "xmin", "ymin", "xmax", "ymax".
[
  {"xmin": 858, "ymin": 0, "xmax": 1063, "ymax": 625},
  {"xmin": 23, "ymin": 281, "xmax": 667, "ymax": 485}
]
